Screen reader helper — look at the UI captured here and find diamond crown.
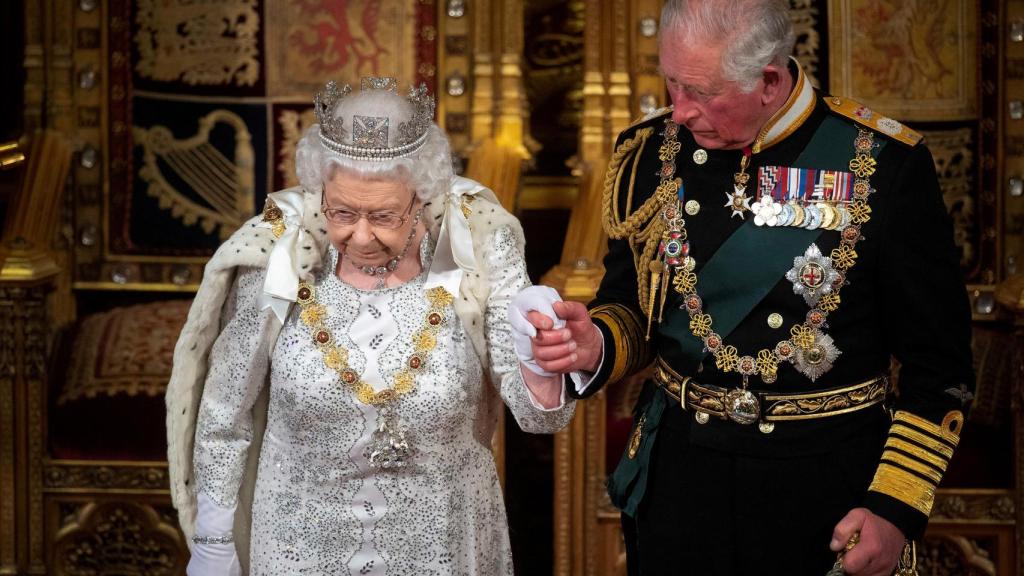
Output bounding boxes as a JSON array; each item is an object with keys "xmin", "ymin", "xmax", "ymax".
[{"xmin": 313, "ymin": 77, "xmax": 436, "ymax": 162}]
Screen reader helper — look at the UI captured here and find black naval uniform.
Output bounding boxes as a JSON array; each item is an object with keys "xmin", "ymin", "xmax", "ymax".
[{"xmin": 572, "ymin": 63, "xmax": 975, "ymax": 575}]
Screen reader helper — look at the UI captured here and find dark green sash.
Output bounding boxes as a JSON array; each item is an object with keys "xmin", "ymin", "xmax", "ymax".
[
  {"xmin": 658, "ymin": 116, "xmax": 884, "ymax": 365},
  {"xmin": 607, "ymin": 387, "xmax": 666, "ymax": 517},
  {"xmin": 607, "ymin": 115, "xmax": 889, "ymax": 518}
]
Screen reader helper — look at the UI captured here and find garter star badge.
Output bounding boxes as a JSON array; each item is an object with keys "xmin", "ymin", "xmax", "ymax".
[{"xmin": 785, "ymin": 243, "xmax": 839, "ymax": 307}]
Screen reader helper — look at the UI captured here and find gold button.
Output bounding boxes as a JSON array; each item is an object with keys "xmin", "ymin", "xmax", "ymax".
[
  {"xmin": 767, "ymin": 313, "xmax": 783, "ymax": 329},
  {"xmin": 693, "ymin": 149, "xmax": 708, "ymax": 165},
  {"xmin": 685, "ymin": 199, "xmax": 701, "ymax": 215}
]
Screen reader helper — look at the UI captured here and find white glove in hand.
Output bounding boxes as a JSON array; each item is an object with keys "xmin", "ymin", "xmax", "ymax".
[
  {"xmin": 188, "ymin": 493, "xmax": 242, "ymax": 576},
  {"xmin": 507, "ymin": 285, "xmax": 565, "ymax": 377}
]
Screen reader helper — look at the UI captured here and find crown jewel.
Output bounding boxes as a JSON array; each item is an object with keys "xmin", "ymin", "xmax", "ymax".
[{"xmin": 313, "ymin": 77, "xmax": 435, "ymax": 162}]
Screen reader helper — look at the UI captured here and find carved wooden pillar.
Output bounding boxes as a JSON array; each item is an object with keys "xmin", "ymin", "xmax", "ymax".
[
  {"xmin": 0, "ymin": 118, "xmax": 72, "ymax": 576},
  {"xmin": 0, "ymin": 279, "xmax": 53, "ymax": 575},
  {"xmin": 549, "ymin": 1, "xmax": 662, "ymax": 574},
  {"xmin": 464, "ymin": 0, "xmax": 531, "ymax": 210},
  {"xmin": 541, "ymin": 0, "xmax": 662, "ymax": 302},
  {"xmin": 996, "ymin": 274, "xmax": 1024, "ymax": 576}
]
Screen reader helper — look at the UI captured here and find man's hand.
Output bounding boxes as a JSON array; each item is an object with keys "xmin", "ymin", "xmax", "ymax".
[
  {"xmin": 526, "ymin": 300, "xmax": 603, "ymax": 375},
  {"xmin": 830, "ymin": 508, "xmax": 904, "ymax": 576}
]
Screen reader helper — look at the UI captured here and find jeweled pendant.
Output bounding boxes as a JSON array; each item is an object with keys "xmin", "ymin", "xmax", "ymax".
[{"xmin": 364, "ymin": 407, "xmax": 415, "ymax": 469}]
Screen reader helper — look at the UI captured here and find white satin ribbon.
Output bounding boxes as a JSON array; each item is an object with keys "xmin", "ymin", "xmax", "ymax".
[
  {"xmin": 424, "ymin": 177, "xmax": 484, "ymax": 295},
  {"xmin": 259, "ymin": 190, "xmax": 307, "ymax": 323}
]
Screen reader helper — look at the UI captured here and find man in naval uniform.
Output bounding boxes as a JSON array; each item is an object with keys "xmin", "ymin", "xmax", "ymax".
[{"xmin": 507, "ymin": 0, "xmax": 974, "ymax": 574}]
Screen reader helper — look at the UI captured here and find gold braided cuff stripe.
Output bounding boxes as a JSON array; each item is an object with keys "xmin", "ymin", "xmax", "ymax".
[
  {"xmin": 880, "ymin": 454, "xmax": 943, "ymax": 485},
  {"xmin": 869, "ymin": 410, "xmax": 963, "ymax": 516},
  {"xmin": 890, "ymin": 424, "xmax": 955, "ymax": 460},
  {"xmin": 869, "ymin": 462, "xmax": 937, "ymax": 515},
  {"xmin": 591, "ymin": 304, "xmax": 649, "ymax": 383},
  {"xmin": 884, "ymin": 437, "xmax": 949, "ymax": 472}
]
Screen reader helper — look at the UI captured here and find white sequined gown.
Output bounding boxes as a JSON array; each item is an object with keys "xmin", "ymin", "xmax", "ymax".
[{"xmin": 193, "ymin": 227, "xmax": 574, "ymax": 575}]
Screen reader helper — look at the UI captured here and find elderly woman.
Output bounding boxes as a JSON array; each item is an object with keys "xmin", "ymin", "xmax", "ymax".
[{"xmin": 166, "ymin": 78, "xmax": 574, "ymax": 575}]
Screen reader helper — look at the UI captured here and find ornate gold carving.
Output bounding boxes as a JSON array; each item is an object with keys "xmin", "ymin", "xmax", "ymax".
[
  {"xmin": 788, "ymin": 0, "xmax": 822, "ymax": 88},
  {"xmin": 133, "ymin": 110, "xmax": 256, "ymax": 241},
  {"xmin": 51, "ymin": 501, "xmax": 185, "ymax": 574},
  {"xmin": 277, "ymin": 108, "xmax": 317, "ymax": 189},
  {"xmin": 920, "ymin": 128, "xmax": 976, "ymax": 271},
  {"xmin": 135, "ymin": 0, "xmax": 260, "ymax": 86},
  {"xmin": 917, "ymin": 535, "xmax": 997, "ymax": 576},
  {"xmin": 0, "ymin": 288, "xmax": 16, "ymax": 567},
  {"xmin": 930, "ymin": 491, "xmax": 1015, "ymax": 523},
  {"xmin": 0, "ymin": 282, "xmax": 54, "ymax": 570},
  {"xmin": 44, "ymin": 463, "xmax": 170, "ymax": 491}
]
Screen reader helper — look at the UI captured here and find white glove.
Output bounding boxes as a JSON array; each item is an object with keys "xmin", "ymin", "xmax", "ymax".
[
  {"xmin": 507, "ymin": 285, "xmax": 565, "ymax": 377},
  {"xmin": 187, "ymin": 493, "xmax": 242, "ymax": 576}
]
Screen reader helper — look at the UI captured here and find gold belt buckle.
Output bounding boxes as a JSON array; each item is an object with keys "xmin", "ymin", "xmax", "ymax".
[{"xmin": 723, "ymin": 388, "xmax": 760, "ymax": 425}]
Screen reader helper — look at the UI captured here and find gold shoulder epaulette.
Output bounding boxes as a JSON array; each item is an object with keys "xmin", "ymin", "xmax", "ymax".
[
  {"xmin": 825, "ymin": 96, "xmax": 922, "ymax": 147},
  {"xmin": 626, "ymin": 106, "xmax": 673, "ymax": 131}
]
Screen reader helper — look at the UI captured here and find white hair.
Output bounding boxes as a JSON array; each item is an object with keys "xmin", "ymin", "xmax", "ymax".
[
  {"xmin": 660, "ymin": 0, "xmax": 796, "ymax": 92},
  {"xmin": 294, "ymin": 88, "xmax": 453, "ymax": 201}
]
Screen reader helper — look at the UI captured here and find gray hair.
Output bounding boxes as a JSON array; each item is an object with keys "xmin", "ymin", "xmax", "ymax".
[
  {"xmin": 660, "ymin": 0, "xmax": 795, "ymax": 92},
  {"xmin": 294, "ymin": 88, "xmax": 453, "ymax": 201}
]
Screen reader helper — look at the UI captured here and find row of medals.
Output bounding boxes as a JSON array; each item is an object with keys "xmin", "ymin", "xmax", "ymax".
[
  {"xmin": 660, "ymin": 136, "xmax": 861, "ymax": 427},
  {"xmin": 747, "ymin": 194, "xmax": 853, "ymax": 230}
]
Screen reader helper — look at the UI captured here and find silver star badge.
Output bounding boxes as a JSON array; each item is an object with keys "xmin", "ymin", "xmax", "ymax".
[
  {"xmin": 792, "ymin": 330, "xmax": 841, "ymax": 381},
  {"xmin": 785, "ymin": 243, "xmax": 839, "ymax": 307},
  {"xmin": 724, "ymin": 185, "xmax": 751, "ymax": 219}
]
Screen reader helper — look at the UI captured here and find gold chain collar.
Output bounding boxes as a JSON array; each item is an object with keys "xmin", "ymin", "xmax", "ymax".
[
  {"xmin": 657, "ymin": 118, "xmax": 879, "ymax": 386},
  {"xmin": 296, "ymin": 280, "xmax": 455, "ymax": 405}
]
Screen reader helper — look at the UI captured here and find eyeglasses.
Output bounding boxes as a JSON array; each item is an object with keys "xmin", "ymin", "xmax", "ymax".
[{"xmin": 320, "ymin": 187, "xmax": 416, "ymax": 230}]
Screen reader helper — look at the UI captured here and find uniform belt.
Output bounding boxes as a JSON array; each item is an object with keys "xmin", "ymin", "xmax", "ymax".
[{"xmin": 653, "ymin": 357, "xmax": 889, "ymax": 430}]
